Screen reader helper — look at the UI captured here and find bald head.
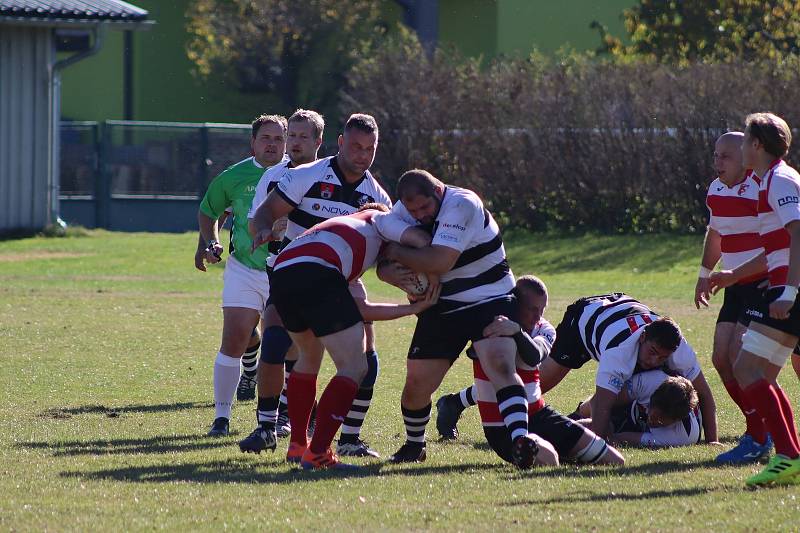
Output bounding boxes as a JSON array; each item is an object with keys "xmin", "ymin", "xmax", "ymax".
[{"xmin": 714, "ymin": 131, "xmax": 746, "ymax": 184}]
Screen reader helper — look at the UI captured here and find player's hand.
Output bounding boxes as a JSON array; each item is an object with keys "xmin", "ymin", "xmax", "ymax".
[
  {"xmin": 694, "ymin": 277, "xmax": 712, "ymax": 309},
  {"xmin": 272, "ymin": 216, "xmax": 288, "ymax": 237},
  {"xmin": 769, "ymin": 299, "xmax": 793, "ymax": 320},
  {"xmin": 204, "ymin": 242, "xmax": 223, "ymax": 264},
  {"xmin": 378, "ymin": 260, "xmax": 416, "ymax": 286},
  {"xmin": 424, "ymin": 273, "xmax": 441, "ymax": 298},
  {"xmin": 251, "ymin": 228, "xmax": 277, "ymax": 250},
  {"xmin": 705, "ymin": 440, "xmax": 725, "ymax": 447},
  {"xmin": 194, "ymin": 247, "xmax": 207, "ymax": 272},
  {"xmin": 708, "ymin": 270, "xmax": 736, "ymax": 294},
  {"xmin": 483, "ymin": 315, "xmax": 522, "ymax": 338}
]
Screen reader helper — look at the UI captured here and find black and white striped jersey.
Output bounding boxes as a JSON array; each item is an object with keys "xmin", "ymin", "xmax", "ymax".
[
  {"xmin": 391, "ymin": 186, "xmax": 515, "ymax": 311},
  {"xmin": 576, "ymin": 294, "xmax": 701, "ymax": 394},
  {"xmin": 274, "ymin": 156, "xmax": 392, "ymax": 244}
]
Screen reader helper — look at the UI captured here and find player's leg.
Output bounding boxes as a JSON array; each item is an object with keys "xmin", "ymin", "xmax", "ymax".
[
  {"xmin": 236, "ymin": 326, "xmax": 260, "ymax": 402},
  {"xmin": 277, "ymin": 343, "xmax": 299, "ymax": 437},
  {"xmin": 435, "ymin": 384, "xmax": 476, "ymax": 440},
  {"xmin": 284, "ymin": 328, "xmax": 324, "ymax": 463},
  {"xmin": 337, "ymin": 311, "xmax": 381, "ymax": 458},
  {"xmin": 734, "ymin": 322, "xmax": 800, "ymax": 485},
  {"xmin": 209, "ymin": 305, "xmax": 260, "ymax": 436},
  {"xmin": 793, "ymin": 352, "xmax": 800, "ymax": 381},
  {"xmin": 302, "ymin": 321, "xmax": 367, "ymax": 470}
]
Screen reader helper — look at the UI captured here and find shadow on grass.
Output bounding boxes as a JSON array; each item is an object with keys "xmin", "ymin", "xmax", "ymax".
[
  {"xmin": 39, "ymin": 402, "xmax": 213, "ymax": 419},
  {"xmin": 60, "ymin": 460, "xmax": 500, "ymax": 485},
  {"xmin": 504, "ymin": 232, "xmax": 700, "ymax": 274},
  {"xmin": 502, "ymin": 485, "xmax": 719, "ymax": 506},
  {"xmin": 19, "ymin": 434, "xmax": 232, "ymax": 456}
]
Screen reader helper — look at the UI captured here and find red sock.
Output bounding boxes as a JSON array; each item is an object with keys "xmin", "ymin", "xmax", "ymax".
[
  {"xmin": 723, "ymin": 379, "xmax": 768, "ymax": 444},
  {"xmin": 308, "ymin": 376, "xmax": 358, "ymax": 454},
  {"xmin": 743, "ymin": 379, "xmax": 800, "ymax": 458},
  {"xmin": 775, "ymin": 385, "xmax": 800, "ymax": 450},
  {"xmin": 287, "ymin": 371, "xmax": 317, "ymax": 447}
]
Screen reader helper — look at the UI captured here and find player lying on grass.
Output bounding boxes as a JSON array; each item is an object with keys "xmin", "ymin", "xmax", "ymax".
[
  {"xmin": 575, "ymin": 370, "xmax": 702, "ymax": 447},
  {"xmin": 462, "ymin": 276, "xmax": 625, "ymax": 466},
  {"xmin": 251, "ymin": 202, "xmax": 436, "ymax": 469},
  {"xmin": 536, "ymin": 293, "xmax": 719, "ymax": 445}
]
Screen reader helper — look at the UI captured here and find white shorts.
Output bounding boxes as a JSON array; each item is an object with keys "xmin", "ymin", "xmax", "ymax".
[{"xmin": 222, "ymin": 255, "xmax": 270, "ymax": 312}]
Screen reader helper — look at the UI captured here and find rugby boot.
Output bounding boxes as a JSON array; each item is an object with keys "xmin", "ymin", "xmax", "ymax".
[
  {"xmin": 286, "ymin": 442, "xmax": 307, "ymax": 464},
  {"xmin": 388, "ymin": 442, "xmax": 427, "ymax": 463},
  {"xmin": 238, "ymin": 426, "xmax": 277, "ymax": 454},
  {"xmin": 745, "ymin": 454, "xmax": 800, "ymax": 486},
  {"xmin": 716, "ymin": 434, "xmax": 773, "ymax": 465},
  {"xmin": 300, "ymin": 448, "xmax": 360, "ymax": 471},
  {"xmin": 236, "ymin": 373, "xmax": 257, "ymax": 402},
  {"xmin": 512, "ymin": 434, "xmax": 540, "ymax": 469},
  {"xmin": 207, "ymin": 417, "xmax": 229, "ymax": 437},
  {"xmin": 337, "ymin": 437, "xmax": 380, "ymax": 458},
  {"xmin": 435, "ymin": 394, "xmax": 463, "ymax": 440}
]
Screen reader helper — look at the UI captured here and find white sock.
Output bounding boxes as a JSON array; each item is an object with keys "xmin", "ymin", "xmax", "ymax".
[{"xmin": 214, "ymin": 352, "xmax": 241, "ymax": 419}]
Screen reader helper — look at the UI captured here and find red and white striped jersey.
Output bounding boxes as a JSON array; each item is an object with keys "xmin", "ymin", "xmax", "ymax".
[
  {"xmin": 757, "ymin": 160, "xmax": 800, "ymax": 286},
  {"xmin": 706, "ymin": 170, "xmax": 766, "ymax": 283},
  {"xmin": 474, "ymin": 319, "xmax": 555, "ymax": 427},
  {"xmin": 272, "ymin": 210, "xmax": 409, "ymax": 282}
]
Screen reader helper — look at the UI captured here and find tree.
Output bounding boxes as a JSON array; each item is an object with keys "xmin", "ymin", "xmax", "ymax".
[
  {"xmin": 594, "ymin": 0, "xmax": 800, "ymax": 63},
  {"xmin": 186, "ymin": 0, "xmax": 386, "ymax": 115}
]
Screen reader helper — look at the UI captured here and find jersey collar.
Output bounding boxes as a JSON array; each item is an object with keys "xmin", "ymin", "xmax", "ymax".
[{"xmin": 331, "ymin": 156, "xmax": 367, "ymax": 188}]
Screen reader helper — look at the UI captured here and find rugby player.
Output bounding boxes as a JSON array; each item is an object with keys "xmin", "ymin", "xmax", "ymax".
[
  {"xmin": 239, "ymin": 109, "xmax": 323, "ymax": 451},
  {"xmin": 709, "ymin": 113, "xmax": 800, "ymax": 486},
  {"xmin": 694, "ymin": 131, "xmax": 775, "ymax": 463},
  {"xmin": 248, "ymin": 113, "xmax": 393, "ymax": 459},
  {"xmin": 376, "ymin": 170, "xmax": 542, "ymax": 468},
  {"xmin": 579, "ymin": 371, "xmax": 702, "ymax": 448},
  {"xmin": 536, "ymin": 293, "xmax": 719, "ymax": 443},
  {"xmin": 197, "ymin": 114, "xmax": 288, "ymax": 436},
  {"xmin": 462, "ymin": 276, "xmax": 625, "ymax": 466},
  {"xmin": 264, "ymin": 204, "xmax": 435, "ymax": 469}
]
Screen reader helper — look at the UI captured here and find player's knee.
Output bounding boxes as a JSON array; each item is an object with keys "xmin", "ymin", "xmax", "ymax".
[
  {"xmin": 360, "ymin": 350, "xmax": 380, "ymax": 388},
  {"xmin": 481, "ymin": 352, "xmax": 516, "ymax": 377},
  {"xmin": 260, "ymin": 326, "xmax": 293, "ymax": 364}
]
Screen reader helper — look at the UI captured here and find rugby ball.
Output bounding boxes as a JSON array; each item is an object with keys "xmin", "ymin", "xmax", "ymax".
[{"xmin": 402, "ymin": 272, "xmax": 429, "ymax": 296}]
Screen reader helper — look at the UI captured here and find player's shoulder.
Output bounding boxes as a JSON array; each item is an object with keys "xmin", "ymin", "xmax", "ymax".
[
  {"xmin": 706, "ymin": 178, "xmax": 724, "ymax": 195},
  {"xmin": 215, "ymin": 156, "xmax": 258, "ymax": 179},
  {"xmin": 292, "ymin": 156, "xmax": 333, "ymax": 177},
  {"xmin": 532, "ymin": 318, "xmax": 556, "ymax": 343},
  {"xmin": 262, "ymin": 159, "xmax": 292, "ymax": 180},
  {"xmin": 442, "ymin": 186, "xmax": 483, "ymax": 214},
  {"xmin": 774, "ymin": 161, "xmax": 800, "ymax": 183}
]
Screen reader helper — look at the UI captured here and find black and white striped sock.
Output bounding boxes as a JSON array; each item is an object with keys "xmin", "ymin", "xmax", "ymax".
[
  {"xmin": 241, "ymin": 342, "xmax": 259, "ymax": 378},
  {"xmin": 278, "ymin": 359, "xmax": 295, "ymax": 414},
  {"xmin": 458, "ymin": 385, "xmax": 477, "ymax": 408},
  {"xmin": 496, "ymin": 385, "xmax": 529, "ymax": 441},
  {"xmin": 339, "ymin": 387, "xmax": 373, "ymax": 443},
  {"xmin": 257, "ymin": 396, "xmax": 279, "ymax": 430},
  {"xmin": 402, "ymin": 403, "xmax": 431, "ymax": 445}
]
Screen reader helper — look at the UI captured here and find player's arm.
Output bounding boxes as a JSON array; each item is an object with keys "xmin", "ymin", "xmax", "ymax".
[
  {"xmin": 195, "ymin": 211, "xmax": 229, "ymax": 271},
  {"xmin": 708, "ymin": 251, "xmax": 767, "ymax": 294},
  {"xmin": 354, "ymin": 284, "xmax": 441, "ymax": 321},
  {"xmin": 249, "ymin": 190, "xmax": 294, "ymax": 249},
  {"xmin": 609, "ymin": 432, "xmax": 648, "ymax": 445},
  {"xmin": 770, "ymin": 219, "xmax": 800, "ymax": 319},
  {"xmin": 383, "ymin": 243, "xmax": 460, "ymax": 275},
  {"xmin": 691, "ymin": 371, "xmax": 719, "ymax": 444},
  {"xmin": 588, "ymin": 386, "xmax": 618, "ymax": 440},
  {"xmin": 695, "ymin": 227, "xmax": 722, "ymax": 308}
]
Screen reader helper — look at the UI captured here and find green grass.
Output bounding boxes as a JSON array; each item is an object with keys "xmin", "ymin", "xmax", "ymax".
[{"xmin": 1, "ymin": 230, "xmax": 799, "ymax": 531}]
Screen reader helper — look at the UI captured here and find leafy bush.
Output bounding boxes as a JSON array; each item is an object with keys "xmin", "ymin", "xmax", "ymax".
[{"xmin": 343, "ymin": 31, "xmax": 800, "ymax": 233}]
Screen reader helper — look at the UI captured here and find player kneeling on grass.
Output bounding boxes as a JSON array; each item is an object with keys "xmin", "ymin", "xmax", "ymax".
[
  {"xmin": 576, "ymin": 370, "xmax": 701, "ymax": 447},
  {"xmin": 252, "ymin": 202, "xmax": 435, "ymax": 469},
  {"xmin": 441, "ymin": 276, "xmax": 624, "ymax": 466}
]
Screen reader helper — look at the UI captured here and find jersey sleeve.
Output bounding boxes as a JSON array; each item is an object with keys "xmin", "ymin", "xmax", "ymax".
[
  {"xmin": 431, "ymin": 197, "xmax": 477, "ymax": 252},
  {"xmin": 627, "ymin": 370, "xmax": 670, "ymax": 404},
  {"xmin": 248, "ymin": 168, "xmax": 274, "ymax": 219},
  {"xmin": 199, "ymin": 172, "xmax": 230, "ymax": 220},
  {"xmin": 667, "ymin": 340, "xmax": 701, "ymax": 382},
  {"xmin": 768, "ymin": 171, "xmax": 800, "ymax": 227},
  {"xmin": 372, "ymin": 212, "xmax": 413, "ymax": 243},
  {"xmin": 531, "ymin": 320, "xmax": 556, "ymax": 350},
  {"xmin": 640, "ymin": 421, "xmax": 693, "ymax": 447},
  {"xmin": 705, "ymin": 185, "xmax": 719, "ymax": 231},
  {"xmin": 276, "ymin": 166, "xmax": 313, "ymax": 208},
  {"xmin": 595, "ymin": 346, "xmax": 637, "ymax": 394}
]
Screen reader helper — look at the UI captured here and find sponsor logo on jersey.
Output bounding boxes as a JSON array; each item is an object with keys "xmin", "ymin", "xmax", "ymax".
[
  {"xmin": 607, "ymin": 375, "xmax": 625, "ymax": 390},
  {"xmin": 320, "ymin": 205, "xmax": 353, "ymax": 216},
  {"xmin": 441, "ymin": 222, "xmax": 466, "ymax": 231},
  {"xmin": 321, "ymin": 183, "xmax": 335, "ymax": 199},
  {"xmin": 778, "ymin": 195, "xmax": 799, "ymax": 206},
  {"xmin": 324, "ymin": 174, "xmax": 335, "ymax": 181},
  {"xmin": 312, "ymin": 203, "xmax": 321, "ymax": 211},
  {"xmin": 745, "ymin": 308, "xmax": 763, "ymax": 319},
  {"xmin": 438, "ymin": 233, "xmax": 459, "ymax": 243}
]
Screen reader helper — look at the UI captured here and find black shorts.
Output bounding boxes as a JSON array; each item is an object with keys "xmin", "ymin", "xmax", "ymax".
[
  {"xmin": 483, "ymin": 405, "xmax": 585, "ymax": 463},
  {"xmin": 548, "ymin": 294, "xmax": 623, "ymax": 370},
  {"xmin": 270, "ymin": 263, "xmax": 363, "ymax": 337},
  {"xmin": 717, "ymin": 279, "xmax": 766, "ymax": 325},
  {"xmin": 408, "ymin": 295, "xmax": 518, "ymax": 361},
  {"xmin": 743, "ymin": 286, "xmax": 800, "ymax": 338}
]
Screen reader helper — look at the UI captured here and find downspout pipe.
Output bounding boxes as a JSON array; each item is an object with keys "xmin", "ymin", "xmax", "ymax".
[{"xmin": 48, "ymin": 23, "xmax": 107, "ymax": 229}]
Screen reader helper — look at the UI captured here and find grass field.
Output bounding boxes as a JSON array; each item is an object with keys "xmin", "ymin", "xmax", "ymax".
[{"xmin": 1, "ymin": 229, "xmax": 799, "ymax": 531}]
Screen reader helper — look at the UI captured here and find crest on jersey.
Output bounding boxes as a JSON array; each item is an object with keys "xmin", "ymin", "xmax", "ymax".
[
  {"xmin": 357, "ymin": 194, "xmax": 370, "ymax": 206},
  {"xmin": 320, "ymin": 183, "xmax": 334, "ymax": 199},
  {"xmin": 737, "ymin": 183, "xmax": 750, "ymax": 196}
]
